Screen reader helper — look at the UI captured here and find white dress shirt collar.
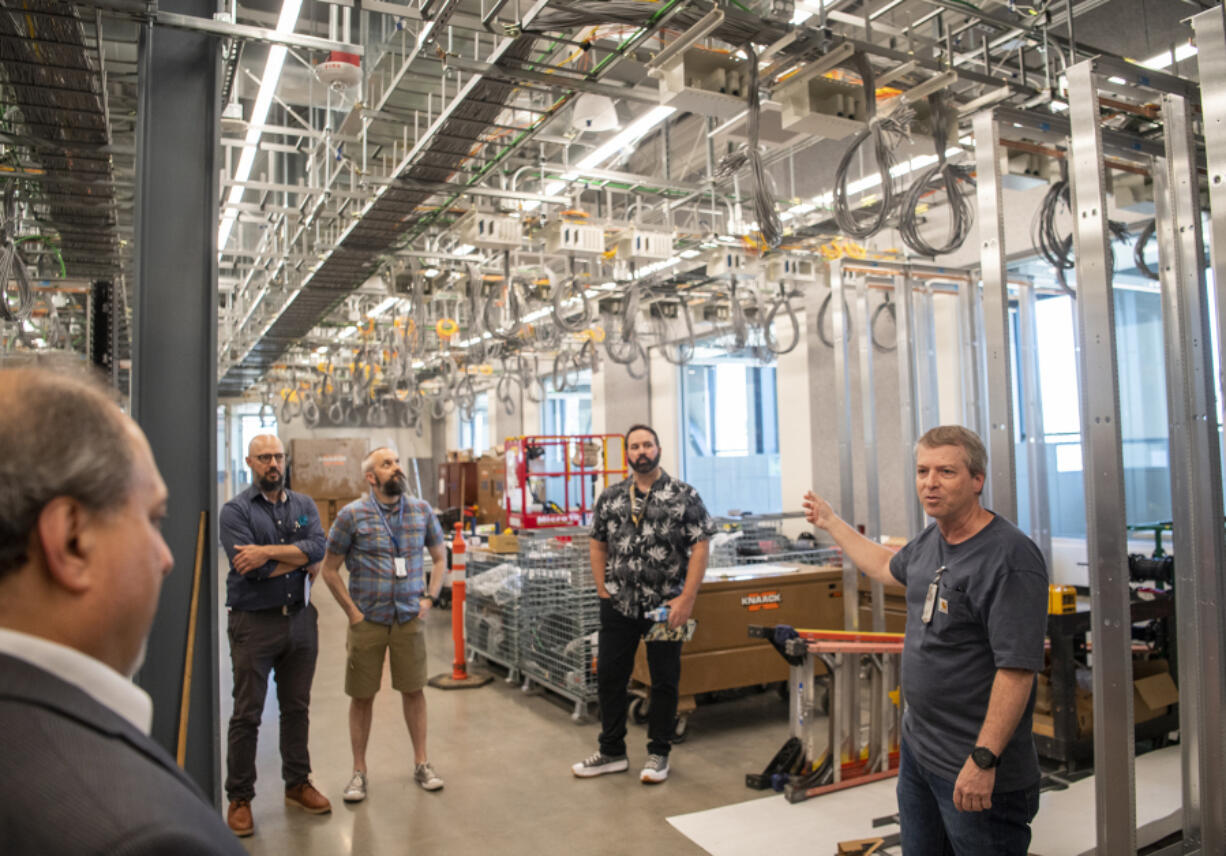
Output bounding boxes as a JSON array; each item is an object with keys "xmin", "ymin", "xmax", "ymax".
[{"xmin": 0, "ymin": 627, "xmax": 153, "ymax": 734}]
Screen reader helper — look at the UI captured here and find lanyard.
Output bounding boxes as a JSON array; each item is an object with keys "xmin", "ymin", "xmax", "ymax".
[
  {"xmin": 630, "ymin": 482, "xmax": 655, "ymax": 527},
  {"xmin": 371, "ymin": 492, "xmax": 404, "ymax": 557}
]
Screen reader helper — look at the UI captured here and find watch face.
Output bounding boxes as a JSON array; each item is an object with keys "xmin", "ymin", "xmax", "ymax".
[{"xmin": 972, "ymin": 747, "xmax": 998, "ymax": 769}]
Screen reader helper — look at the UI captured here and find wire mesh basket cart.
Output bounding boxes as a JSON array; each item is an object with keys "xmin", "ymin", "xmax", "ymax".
[
  {"xmin": 464, "ymin": 550, "xmax": 525, "ymax": 683},
  {"xmin": 517, "ymin": 527, "xmax": 600, "ymax": 721}
]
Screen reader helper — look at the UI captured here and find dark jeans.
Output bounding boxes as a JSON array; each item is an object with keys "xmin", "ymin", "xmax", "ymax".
[
  {"xmin": 596, "ymin": 599, "xmax": 682, "ymax": 758},
  {"xmin": 225, "ymin": 604, "xmax": 319, "ymax": 801},
  {"xmin": 896, "ymin": 741, "xmax": 1040, "ymax": 856}
]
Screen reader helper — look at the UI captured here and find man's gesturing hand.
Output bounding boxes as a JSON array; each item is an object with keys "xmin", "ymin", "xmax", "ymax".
[{"xmin": 802, "ymin": 491, "xmax": 836, "ymax": 531}]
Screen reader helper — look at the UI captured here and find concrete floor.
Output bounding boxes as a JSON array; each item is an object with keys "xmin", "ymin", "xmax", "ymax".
[{"xmin": 219, "ymin": 590, "xmax": 807, "ymax": 856}]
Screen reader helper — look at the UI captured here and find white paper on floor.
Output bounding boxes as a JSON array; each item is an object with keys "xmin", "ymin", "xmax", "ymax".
[{"xmin": 668, "ymin": 745, "xmax": 1182, "ymax": 856}]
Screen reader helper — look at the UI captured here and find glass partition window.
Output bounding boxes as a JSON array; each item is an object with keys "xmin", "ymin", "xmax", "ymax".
[
  {"xmin": 1015, "ymin": 276, "xmax": 1172, "ymax": 539},
  {"xmin": 458, "ymin": 393, "xmax": 489, "ymax": 453},
  {"xmin": 680, "ymin": 351, "xmax": 781, "ymax": 517}
]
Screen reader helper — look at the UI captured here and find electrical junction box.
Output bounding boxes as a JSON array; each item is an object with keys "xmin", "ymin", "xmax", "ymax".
[
  {"xmin": 614, "ymin": 228, "xmax": 675, "ymax": 262},
  {"xmin": 764, "ymin": 254, "xmax": 819, "ymax": 283},
  {"xmin": 705, "ymin": 248, "xmax": 749, "ymax": 278},
  {"xmin": 543, "ymin": 219, "xmax": 606, "ymax": 256},
  {"xmin": 778, "ymin": 75, "xmax": 866, "ymax": 141},
  {"xmin": 458, "ymin": 211, "xmax": 523, "ymax": 250},
  {"xmin": 724, "ymin": 99, "xmax": 801, "ymax": 150},
  {"xmin": 1001, "ymin": 152, "xmax": 1056, "ymax": 191},
  {"xmin": 652, "ymin": 50, "xmax": 748, "ymax": 121},
  {"xmin": 1111, "ymin": 171, "xmax": 1155, "ymax": 215}
]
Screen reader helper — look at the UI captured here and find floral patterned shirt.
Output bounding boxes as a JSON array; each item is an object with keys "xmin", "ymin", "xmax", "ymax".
[{"xmin": 590, "ymin": 471, "xmax": 716, "ymax": 619}]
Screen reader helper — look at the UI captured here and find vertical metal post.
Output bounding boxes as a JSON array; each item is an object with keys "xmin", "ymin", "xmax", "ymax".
[
  {"xmin": 1158, "ymin": 88, "xmax": 1226, "ymax": 852},
  {"xmin": 856, "ymin": 275, "xmax": 884, "ymax": 633},
  {"xmin": 1190, "ymin": 10, "xmax": 1226, "ymax": 845},
  {"xmin": 829, "ymin": 258, "xmax": 860, "ymax": 771},
  {"xmin": 973, "ymin": 110, "xmax": 1018, "ymax": 524},
  {"xmin": 1066, "ymin": 59, "xmax": 1135, "ymax": 853},
  {"xmin": 1016, "ymin": 281, "xmax": 1052, "ymax": 566},
  {"xmin": 894, "ymin": 273, "xmax": 924, "ymax": 536},
  {"xmin": 132, "ymin": 1, "xmax": 220, "ymax": 801},
  {"xmin": 957, "ymin": 277, "xmax": 987, "ymax": 441},
  {"xmin": 912, "ymin": 282, "xmax": 940, "ymax": 431}
]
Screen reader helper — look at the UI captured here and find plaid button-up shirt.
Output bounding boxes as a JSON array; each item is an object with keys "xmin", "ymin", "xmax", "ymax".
[{"xmin": 327, "ymin": 493, "xmax": 445, "ymax": 625}]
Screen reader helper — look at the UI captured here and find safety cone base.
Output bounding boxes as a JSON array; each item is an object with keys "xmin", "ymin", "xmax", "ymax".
[{"xmin": 427, "ymin": 670, "xmax": 493, "ymax": 689}]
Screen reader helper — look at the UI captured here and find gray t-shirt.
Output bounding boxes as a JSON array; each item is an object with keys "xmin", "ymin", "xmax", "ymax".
[{"xmin": 889, "ymin": 513, "xmax": 1048, "ymax": 791}]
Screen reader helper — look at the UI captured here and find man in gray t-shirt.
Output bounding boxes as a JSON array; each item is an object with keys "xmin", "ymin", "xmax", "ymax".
[{"xmin": 803, "ymin": 425, "xmax": 1048, "ymax": 856}]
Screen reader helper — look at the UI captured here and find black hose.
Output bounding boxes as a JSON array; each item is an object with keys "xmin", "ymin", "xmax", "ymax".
[{"xmin": 552, "ymin": 273, "xmax": 592, "ymax": 333}]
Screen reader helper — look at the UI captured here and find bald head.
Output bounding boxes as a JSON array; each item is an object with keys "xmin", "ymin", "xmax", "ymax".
[{"xmin": 246, "ymin": 433, "xmax": 285, "ymax": 495}]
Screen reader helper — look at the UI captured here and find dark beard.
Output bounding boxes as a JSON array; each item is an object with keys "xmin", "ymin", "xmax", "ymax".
[
  {"xmin": 629, "ymin": 452, "xmax": 660, "ymax": 474},
  {"xmin": 258, "ymin": 472, "xmax": 282, "ymax": 493},
  {"xmin": 381, "ymin": 473, "xmax": 406, "ymax": 495}
]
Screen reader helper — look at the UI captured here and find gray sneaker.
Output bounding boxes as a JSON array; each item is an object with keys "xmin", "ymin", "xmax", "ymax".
[
  {"xmin": 572, "ymin": 751, "xmax": 630, "ymax": 778},
  {"xmin": 414, "ymin": 762, "xmax": 444, "ymax": 791},
  {"xmin": 640, "ymin": 754, "xmax": 669, "ymax": 783},
  {"xmin": 342, "ymin": 770, "xmax": 367, "ymax": 803}
]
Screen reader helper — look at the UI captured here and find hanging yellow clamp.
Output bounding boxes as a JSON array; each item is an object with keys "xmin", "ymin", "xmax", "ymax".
[{"xmin": 435, "ymin": 317, "xmax": 459, "ymax": 339}]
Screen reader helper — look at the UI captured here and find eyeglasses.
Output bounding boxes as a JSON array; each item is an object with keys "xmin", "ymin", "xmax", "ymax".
[{"xmin": 254, "ymin": 453, "xmax": 285, "ymax": 464}]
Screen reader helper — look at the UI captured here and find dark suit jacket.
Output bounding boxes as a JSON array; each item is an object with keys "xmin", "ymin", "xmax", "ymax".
[{"xmin": 0, "ymin": 653, "xmax": 245, "ymax": 855}]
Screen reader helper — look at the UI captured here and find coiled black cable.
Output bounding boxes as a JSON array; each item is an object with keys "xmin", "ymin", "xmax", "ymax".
[
  {"xmin": 764, "ymin": 285, "xmax": 800, "ymax": 355},
  {"xmin": 815, "ymin": 291, "xmax": 852, "ymax": 348},
  {"xmin": 832, "ymin": 52, "xmax": 913, "ymax": 240},
  {"xmin": 897, "ymin": 94, "xmax": 975, "ymax": 257},
  {"xmin": 870, "ymin": 295, "xmax": 897, "ymax": 353},
  {"xmin": 1031, "ymin": 167, "xmax": 1133, "ymax": 296},
  {"xmin": 715, "ymin": 45, "xmax": 782, "ymax": 250},
  {"xmin": 1134, "ymin": 219, "xmax": 1159, "ymax": 281}
]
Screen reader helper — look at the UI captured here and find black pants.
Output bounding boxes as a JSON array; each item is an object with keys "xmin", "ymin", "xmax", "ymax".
[
  {"xmin": 596, "ymin": 599, "xmax": 682, "ymax": 758},
  {"xmin": 225, "ymin": 604, "xmax": 318, "ymax": 801}
]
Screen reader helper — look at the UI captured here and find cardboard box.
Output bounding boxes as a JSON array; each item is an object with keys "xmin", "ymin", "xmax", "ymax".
[
  {"xmin": 314, "ymin": 499, "xmax": 331, "ymax": 535},
  {"xmin": 487, "ymin": 532, "xmax": 520, "ymax": 554},
  {"xmin": 476, "ymin": 454, "xmax": 507, "ymax": 526},
  {"xmin": 290, "ymin": 438, "xmax": 368, "ymax": 499},
  {"xmin": 1033, "ymin": 658, "xmax": 1178, "ymax": 738}
]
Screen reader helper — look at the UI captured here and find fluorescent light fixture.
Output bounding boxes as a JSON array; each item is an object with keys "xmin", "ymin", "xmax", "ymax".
[
  {"xmin": 423, "ymin": 267, "xmax": 441, "ymax": 278},
  {"xmin": 315, "ymin": 346, "xmax": 328, "ymax": 355},
  {"xmin": 337, "ymin": 325, "xmax": 358, "ymax": 339},
  {"xmin": 367, "ymin": 297, "xmax": 399, "ymax": 317},
  {"xmin": 453, "ymin": 244, "xmax": 475, "ymax": 256},
  {"xmin": 217, "ymin": 0, "xmax": 305, "ymax": 253},
  {"xmin": 523, "ymin": 105, "xmax": 676, "ymax": 211},
  {"xmin": 679, "ymin": 248, "xmax": 703, "ymax": 259},
  {"xmin": 1139, "ymin": 43, "xmax": 1197, "ymax": 70}
]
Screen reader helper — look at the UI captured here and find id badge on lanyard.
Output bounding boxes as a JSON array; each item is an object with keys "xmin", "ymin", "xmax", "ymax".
[
  {"xmin": 922, "ymin": 565, "xmax": 946, "ymax": 624},
  {"xmin": 375, "ymin": 495, "xmax": 408, "ymax": 578}
]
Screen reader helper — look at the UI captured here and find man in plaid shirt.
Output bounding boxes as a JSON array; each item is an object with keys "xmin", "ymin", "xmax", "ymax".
[{"xmin": 319, "ymin": 447, "xmax": 447, "ymax": 803}]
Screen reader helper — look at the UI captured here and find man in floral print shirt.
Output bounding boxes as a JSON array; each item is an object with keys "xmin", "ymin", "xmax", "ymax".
[{"xmin": 572, "ymin": 424, "xmax": 715, "ymax": 785}]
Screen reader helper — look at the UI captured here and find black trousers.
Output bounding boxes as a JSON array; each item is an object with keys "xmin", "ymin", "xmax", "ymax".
[
  {"xmin": 596, "ymin": 599, "xmax": 683, "ymax": 758},
  {"xmin": 225, "ymin": 604, "xmax": 318, "ymax": 801}
]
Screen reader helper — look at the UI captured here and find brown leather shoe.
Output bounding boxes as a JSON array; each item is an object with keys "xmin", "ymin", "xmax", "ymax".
[
  {"xmin": 227, "ymin": 800, "xmax": 254, "ymax": 837},
  {"xmin": 285, "ymin": 780, "xmax": 332, "ymax": 815}
]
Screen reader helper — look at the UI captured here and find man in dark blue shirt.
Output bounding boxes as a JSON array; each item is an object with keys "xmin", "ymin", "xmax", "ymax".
[
  {"xmin": 803, "ymin": 426, "xmax": 1047, "ymax": 856},
  {"xmin": 218, "ymin": 434, "xmax": 330, "ymax": 837}
]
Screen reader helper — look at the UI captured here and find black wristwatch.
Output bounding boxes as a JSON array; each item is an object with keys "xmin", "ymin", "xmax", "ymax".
[
  {"xmin": 421, "ymin": 594, "xmax": 434, "ymax": 604},
  {"xmin": 970, "ymin": 746, "xmax": 1001, "ymax": 770}
]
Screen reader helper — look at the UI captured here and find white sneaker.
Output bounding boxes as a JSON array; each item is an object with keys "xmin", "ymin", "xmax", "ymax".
[
  {"xmin": 640, "ymin": 754, "xmax": 669, "ymax": 784},
  {"xmin": 414, "ymin": 762, "xmax": 444, "ymax": 791},
  {"xmin": 572, "ymin": 751, "xmax": 630, "ymax": 778},
  {"xmin": 343, "ymin": 770, "xmax": 367, "ymax": 803}
]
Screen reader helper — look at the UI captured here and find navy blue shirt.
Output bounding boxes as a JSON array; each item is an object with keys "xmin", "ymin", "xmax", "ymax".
[{"xmin": 220, "ymin": 486, "xmax": 327, "ymax": 611}]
